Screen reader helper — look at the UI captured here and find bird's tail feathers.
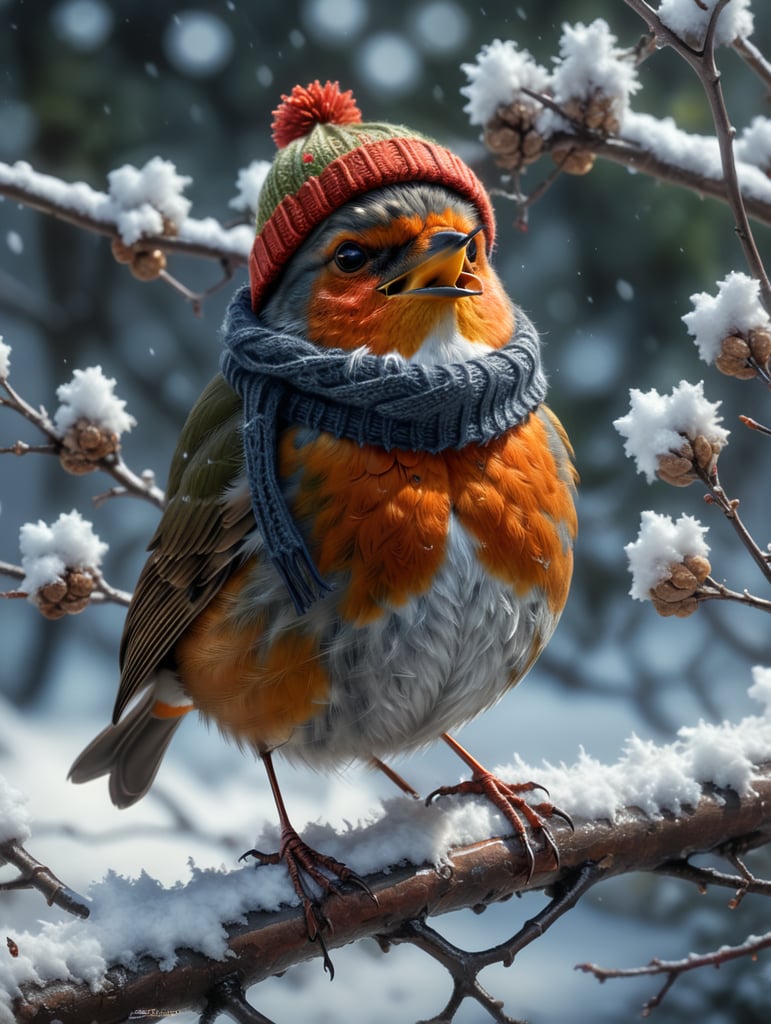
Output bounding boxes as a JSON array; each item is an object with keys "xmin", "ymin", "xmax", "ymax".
[{"xmin": 69, "ymin": 690, "xmax": 184, "ymax": 809}]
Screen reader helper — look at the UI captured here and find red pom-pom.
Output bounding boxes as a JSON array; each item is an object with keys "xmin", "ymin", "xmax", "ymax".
[{"xmin": 271, "ymin": 81, "xmax": 362, "ymax": 148}]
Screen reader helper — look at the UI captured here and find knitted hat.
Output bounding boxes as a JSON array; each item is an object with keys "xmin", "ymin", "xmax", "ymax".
[{"xmin": 249, "ymin": 80, "xmax": 496, "ymax": 311}]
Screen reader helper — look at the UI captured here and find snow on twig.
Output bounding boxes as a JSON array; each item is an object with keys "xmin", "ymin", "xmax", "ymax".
[{"xmin": 0, "ymin": 158, "xmax": 253, "ymax": 263}]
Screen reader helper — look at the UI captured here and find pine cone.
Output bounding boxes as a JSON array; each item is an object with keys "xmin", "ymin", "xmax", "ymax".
[
  {"xmin": 749, "ymin": 327, "xmax": 771, "ymax": 367},
  {"xmin": 130, "ymin": 248, "xmax": 167, "ymax": 281},
  {"xmin": 551, "ymin": 143, "xmax": 595, "ymax": 176},
  {"xmin": 656, "ymin": 434, "xmax": 721, "ymax": 486},
  {"xmin": 483, "ymin": 101, "xmax": 546, "ymax": 172},
  {"xmin": 110, "ymin": 237, "xmax": 134, "ymax": 264},
  {"xmin": 714, "ymin": 332, "xmax": 764, "ymax": 380},
  {"xmin": 59, "ymin": 418, "xmax": 120, "ymax": 475},
  {"xmin": 649, "ymin": 554, "xmax": 711, "ymax": 618},
  {"xmin": 35, "ymin": 569, "xmax": 96, "ymax": 619}
]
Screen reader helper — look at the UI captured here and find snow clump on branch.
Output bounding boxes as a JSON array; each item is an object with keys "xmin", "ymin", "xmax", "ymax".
[
  {"xmin": 613, "ymin": 380, "xmax": 728, "ymax": 486},
  {"xmin": 53, "ymin": 366, "xmax": 136, "ymax": 474},
  {"xmin": 625, "ymin": 510, "xmax": 711, "ymax": 616},
  {"xmin": 461, "ymin": 20, "xmax": 638, "ymax": 176},
  {"xmin": 20, "ymin": 510, "xmax": 107, "ymax": 618},
  {"xmin": 107, "ymin": 156, "xmax": 191, "ymax": 244},
  {"xmin": 53, "ymin": 366, "xmax": 135, "ymax": 438},
  {"xmin": 658, "ymin": 0, "xmax": 754, "ymax": 48},
  {"xmin": 736, "ymin": 115, "xmax": 771, "ymax": 175},
  {"xmin": 682, "ymin": 271, "xmax": 771, "ymax": 378},
  {"xmin": 0, "ymin": 337, "xmax": 10, "ymax": 380},
  {"xmin": 461, "ymin": 38, "xmax": 550, "ymax": 128},
  {"xmin": 545, "ymin": 19, "xmax": 640, "ymax": 133},
  {"xmin": 229, "ymin": 159, "xmax": 271, "ymax": 218}
]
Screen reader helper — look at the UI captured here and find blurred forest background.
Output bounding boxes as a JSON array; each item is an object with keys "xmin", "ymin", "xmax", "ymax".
[{"xmin": 1, "ymin": 1, "xmax": 771, "ymax": 1021}]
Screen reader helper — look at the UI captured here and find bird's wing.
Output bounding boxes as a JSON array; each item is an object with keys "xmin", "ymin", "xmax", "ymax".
[{"xmin": 114, "ymin": 374, "xmax": 254, "ymax": 721}]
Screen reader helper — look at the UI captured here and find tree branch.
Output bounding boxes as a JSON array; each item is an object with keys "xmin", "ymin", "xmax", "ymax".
[
  {"xmin": 622, "ymin": 0, "xmax": 771, "ymax": 308},
  {"xmin": 578, "ymin": 930, "xmax": 771, "ymax": 1017},
  {"xmin": 733, "ymin": 35, "xmax": 771, "ymax": 92},
  {"xmin": 13, "ymin": 765, "xmax": 771, "ymax": 1023},
  {"xmin": 571, "ymin": 131, "xmax": 771, "ymax": 229},
  {"xmin": 0, "ymin": 161, "xmax": 251, "ymax": 268},
  {"xmin": 1, "ymin": 376, "xmax": 165, "ymax": 510},
  {"xmin": 0, "ymin": 839, "xmax": 90, "ymax": 919}
]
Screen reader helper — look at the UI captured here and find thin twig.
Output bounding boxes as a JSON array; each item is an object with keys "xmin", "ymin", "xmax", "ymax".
[
  {"xmin": 0, "ymin": 441, "xmax": 59, "ymax": 456},
  {"xmin": 0, "ymin": 561, "xmax": 133, "ymax": 607},
  {"xmin": 623, "ymin": 0, "xmax": 771, "ymax": 310},
  {"xmin": 0, "ymin": 169, "xmax": 249, "ymax": 267},
  {"xmin": 159, "ymin": 260, "xmax": 237, "ymax": 316},
  {"xmin": 0, "ymin": 380, "xmax": 58, "ymax": 442},
  {"xmin": 0, "ymin": 562, "xmax": 24, "ymax": 583},
  {"xmin": 698, "ymin": 578, "xmax": 771, "ymax": 614},
  {"xmin": 491, "ymin": 162, "xmax": 566, "ymax": 231},
  {"xmin": 697, "ymin": 464, "xmax": 771, "ymax": 586},
  {"xmin": 96, "ymin": 455, "xmax": 165, "ymax": 508},
  {"xmin": 2, "ymin": 377, "xmax": 165, "ymax": 509},
  {"xmin": 739, "ymin": 414, "xmax": 771, "ymax": 437},
  {"xmin": 92, "ymin": 570, "xmax": 133, "ymax": 607},
  {"xmin": 0, "ymin": 838, "xmax": 90, "ymax": 919},
  {"xmin": 733, "ymin": 35, "xmax": 771, "ymax": 93},
  {"xmin": 655, "ymin": 859, "xmax": 771, "ymax": 901},
  {"xmin": 577, "ymin": 931, "xmax": 771, "ymax": 1017}
]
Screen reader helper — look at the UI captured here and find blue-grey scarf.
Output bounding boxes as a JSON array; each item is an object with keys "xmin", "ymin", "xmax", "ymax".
[{"xmin": 220, "ymin": 284, "xmax": 546, "ymax": 614}]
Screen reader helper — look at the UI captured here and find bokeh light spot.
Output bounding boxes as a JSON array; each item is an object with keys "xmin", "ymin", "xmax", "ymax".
[{"xmin": 163, "ymin": 10, "xmax": 234, "ymax": 78}]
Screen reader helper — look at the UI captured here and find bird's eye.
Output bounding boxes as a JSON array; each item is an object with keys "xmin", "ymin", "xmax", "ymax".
[
  {"xmin": 466, "ymin": 238, "xmax": 478, "ymax": 263},
  {"xmin": 334, "ymin": 241, "xmax": 368, "ymax": 273}
]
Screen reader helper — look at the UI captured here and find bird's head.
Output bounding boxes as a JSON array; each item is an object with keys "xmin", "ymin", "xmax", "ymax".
[
  {"xmin": 250, "ymin": 82, "xmax": 515, "ymax": 362},
  {"xmin": 262, "ymin": 183, "xmax": 514, "ymax": 361}
]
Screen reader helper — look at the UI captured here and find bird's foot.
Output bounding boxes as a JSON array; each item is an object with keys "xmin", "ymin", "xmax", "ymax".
[
  {"xmin": 426, "ymin": 772, "xmax": 574, "ymax": 880},
  {"xmin": 241, "ymin": 827, "xmax": 376, "ymax": 977}
]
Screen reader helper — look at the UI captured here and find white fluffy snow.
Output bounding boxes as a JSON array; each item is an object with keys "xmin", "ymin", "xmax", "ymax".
[
  {"xmin": 107, "ymin": 157, "xmax": 191, "ymax": 245},
  {"xmin": 613, "ymin": 380, "xmax": 729, "ymax": 483},
  {"xmin": 737, "ymin": 116, "xmax": 771, "ymax": 172},
  {"xmin": 624, "ymin": 510, "xmax": 710, "ymax": 600},
  {"xmin": 19, "ymin": 511, "xmax": 107, "ymax": 594},
  {"xmin": 460, "ymin": 38, "xmax": 550, "ymax": 127},
  {"xmin": 53, "ymin": 365, "xmax": 136, "ymax": 437},
  {"xmin": 544, "ymin": 19, "xmax": 640, "ymax": 129},
  {"xmin": 621, "ymin": 111, "xmax": 771, "ymax": 204},
  {"xmin": 658, "ymin": 0, "xmax": 754, "ymax": 47},
  {"xmin": 0, "ymin": 336, "xmax": 10, "ymax": 379},
  {"xmin": 0, "ymin": 774, "xmax": 31, "ymax": 845},
  {"xmin": 229, "ymin": 159, "xmax": 271, "ymax": 217},
  {"xmin": 459, "ymin": 27, "xmax": 771, "ymax": 219},
  {"xmin": 0, "ymin": 159, "xmax": 253, "ymax": 257},
  {"xmin": 682, "ymin": 271, "xmax": 771, "ymax": 363}
]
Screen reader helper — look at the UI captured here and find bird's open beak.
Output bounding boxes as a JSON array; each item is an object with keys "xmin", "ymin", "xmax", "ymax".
[{"xmin": 377, "ymin": 227, "xmax": 484, "ymax": 299}]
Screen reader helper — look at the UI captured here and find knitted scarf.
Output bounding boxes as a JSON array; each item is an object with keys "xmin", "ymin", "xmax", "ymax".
[{"xmin": 220, "ymin": 284, "xmax": 547, "ymax": 614}]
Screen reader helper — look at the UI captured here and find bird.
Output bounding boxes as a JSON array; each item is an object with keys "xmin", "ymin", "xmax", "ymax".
[{"xmin": 70, "ymin": 81, "xmax": 577, "ymax": 966}]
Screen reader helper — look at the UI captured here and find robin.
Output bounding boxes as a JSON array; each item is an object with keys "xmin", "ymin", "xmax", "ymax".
[{"xmin": 70, "ymin": 81, "xmax": 577, "ymax": 961}]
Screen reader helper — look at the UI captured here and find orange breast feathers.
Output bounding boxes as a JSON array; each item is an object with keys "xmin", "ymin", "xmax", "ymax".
[{"xmin": 284, "ymin": 408, "xmax": 577, "ymax": 622}]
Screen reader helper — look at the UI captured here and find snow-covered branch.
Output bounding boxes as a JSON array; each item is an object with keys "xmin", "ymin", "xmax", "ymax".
[
  {"xmin": 9, "ymin": 764, "xmax": 771, "ymax": 1024},
  {"xmin": 462, "ymin": 9, "xmax": 771, "ymax": 252},
  {"xmin": 7, "ymin": 668, "xmax": 771, "ymax": 1023},
  {"xmin": 0, "ymin": 158, "xmax": 253, "ymax": 265}
]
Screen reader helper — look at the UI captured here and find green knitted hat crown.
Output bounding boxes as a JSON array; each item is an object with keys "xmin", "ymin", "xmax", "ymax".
[{"xmin": 249, "ymin": 81, "xmax": 496, "ymax": 311}]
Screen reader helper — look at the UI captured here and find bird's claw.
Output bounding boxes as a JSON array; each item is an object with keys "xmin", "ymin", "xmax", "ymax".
[
  {"xmin": 427, "ymin": 773, "xmax": 572, "ymax": 880},
  {"xmin": 240, "ymin": 828, "xmax": 377, "ymax": 978}
]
